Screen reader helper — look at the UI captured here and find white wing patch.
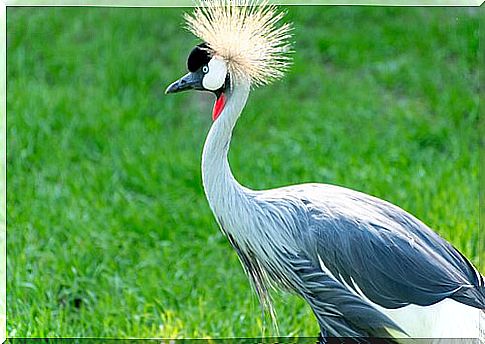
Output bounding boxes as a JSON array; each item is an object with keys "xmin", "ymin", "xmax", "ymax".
[
  {"xmin": 317, "ymin": 254, "xmax": 480, "ymax": 339},
  {"xmin": 202, "ymin": 56, "xmax": 227, "ymax": 91}
]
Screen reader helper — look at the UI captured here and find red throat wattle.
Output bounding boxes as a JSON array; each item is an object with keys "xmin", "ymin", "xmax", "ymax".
[{"xmin": 212, "ymin": 93, "xmax": 226, "ymax": 121}]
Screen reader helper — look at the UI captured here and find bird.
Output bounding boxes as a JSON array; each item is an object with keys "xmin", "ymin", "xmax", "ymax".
[{"xmin": 165, "ymin": 0, "xmax": 485, "ymax": 341}]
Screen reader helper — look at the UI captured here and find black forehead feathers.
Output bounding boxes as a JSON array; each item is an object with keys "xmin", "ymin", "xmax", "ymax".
[{"xmin": 187, "ymin": 43, "xmax": 213, "ymax": 72}]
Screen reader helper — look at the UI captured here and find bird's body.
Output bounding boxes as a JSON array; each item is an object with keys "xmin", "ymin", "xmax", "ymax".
[
  {"xmin": 166, "ymin": 1, "xmax": 484, "ymax": 339},
  {"xmin": 200, "ymin": 78, "xmax": 484, "ymax": 338}
]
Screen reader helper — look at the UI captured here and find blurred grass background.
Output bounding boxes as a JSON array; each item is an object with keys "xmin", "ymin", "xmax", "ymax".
[{"xmin": 7, "ymin": 6, "xmax": 481, "ymax": 338}]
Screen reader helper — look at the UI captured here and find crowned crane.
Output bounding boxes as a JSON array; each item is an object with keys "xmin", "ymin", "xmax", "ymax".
[{"xmin": 165, "ymin": 1, "xmax": 485, "ymax": 340}]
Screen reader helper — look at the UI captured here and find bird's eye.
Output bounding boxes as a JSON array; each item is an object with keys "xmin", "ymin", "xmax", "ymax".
[{"xmin": 202, "ymin": 66, "xmax": 209, "ymax": 74}]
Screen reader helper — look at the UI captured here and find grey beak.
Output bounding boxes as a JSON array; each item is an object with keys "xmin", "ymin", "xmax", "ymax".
[{"xmin": 165, "ymin": 71, "xmax": 204, "ymax": 94}]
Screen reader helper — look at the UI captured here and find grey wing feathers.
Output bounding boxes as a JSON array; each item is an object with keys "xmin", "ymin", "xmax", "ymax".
[
  {"xmin": 288, "ymin": 256, "xmax": 405, "ymax": 338},
  {"xmin": 292, "ymin": 183, "xmax": 485, "ymax": 310}
]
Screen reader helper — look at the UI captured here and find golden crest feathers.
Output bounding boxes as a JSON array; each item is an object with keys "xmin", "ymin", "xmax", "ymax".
[{"xmin": 184, "ymin": 0, "xmax": 293, "ymax": 87}]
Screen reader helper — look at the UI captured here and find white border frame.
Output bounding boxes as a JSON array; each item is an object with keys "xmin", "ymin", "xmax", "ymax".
[{"xmin": 0, "ymin": 1, "xmax": 482, "ymax": 343}]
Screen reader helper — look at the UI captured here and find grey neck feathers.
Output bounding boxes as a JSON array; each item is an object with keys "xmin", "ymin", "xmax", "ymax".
[{"xmin": 201, "ymin": 79, "xmax": 251, "ymax": 216}]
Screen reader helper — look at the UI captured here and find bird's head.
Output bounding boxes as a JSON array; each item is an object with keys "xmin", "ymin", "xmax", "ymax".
[
  {"xmin": 165, "ymin": 0, "xmax": 293, "ymax": 121},
  {"xmin": 165, "ymin": 43, "xmax": 230, "ymax": 121}
]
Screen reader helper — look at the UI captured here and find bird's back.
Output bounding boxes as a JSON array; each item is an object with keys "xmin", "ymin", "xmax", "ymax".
[{"xmin": 254, "ymin": 182, "xmax": 484, "ymax": 338}]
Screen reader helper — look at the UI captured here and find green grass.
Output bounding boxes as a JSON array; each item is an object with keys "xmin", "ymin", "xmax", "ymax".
[{"xmin": 7, "ymin": 6, "xmax": 481, "ymax": 339}]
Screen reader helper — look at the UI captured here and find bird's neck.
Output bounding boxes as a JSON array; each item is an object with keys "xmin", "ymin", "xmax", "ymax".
[{"xmin": 201, "ymin": 80, "xmax": 251, "ymax": 215}]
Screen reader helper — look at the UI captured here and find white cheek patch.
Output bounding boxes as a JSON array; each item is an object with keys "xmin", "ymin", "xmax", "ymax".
[{"xmin": 202, "ymin": 57, "xmax": 227, "ymax": 91}]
